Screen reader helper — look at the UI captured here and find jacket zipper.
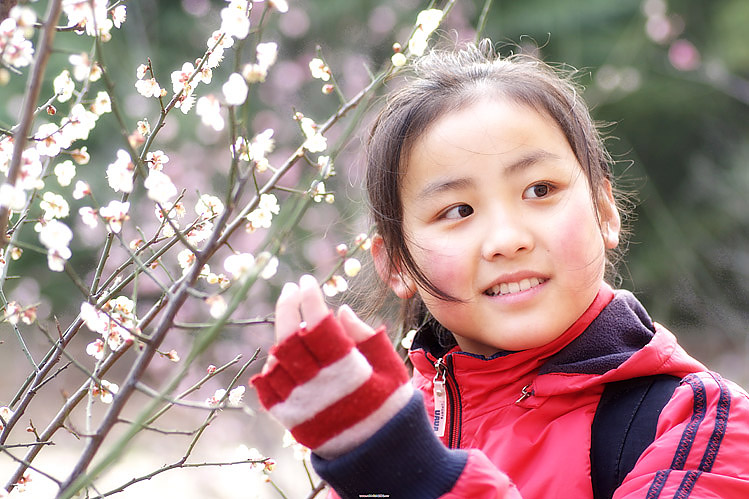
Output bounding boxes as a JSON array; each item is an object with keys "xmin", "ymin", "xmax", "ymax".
[{"xmin": 432, "ymin": 357, "xmax": 461, "ymax": 448}]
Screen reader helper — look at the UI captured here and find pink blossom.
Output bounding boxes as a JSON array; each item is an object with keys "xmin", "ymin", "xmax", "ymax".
[{"xmin": 669, "ymin": 39, "xmax": 700, "ymax": 71}]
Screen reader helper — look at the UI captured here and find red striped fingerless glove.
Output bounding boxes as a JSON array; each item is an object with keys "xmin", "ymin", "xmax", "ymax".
[{"xmin": 250, "ymin": 312, "xmax": 413, "ymax": 459}]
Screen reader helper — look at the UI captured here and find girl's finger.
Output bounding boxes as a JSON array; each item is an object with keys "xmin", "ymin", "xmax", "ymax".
[
  {"xmin": 298, "ymin": 274, "xmax": 329, "ymax": 330},
  {"xmin": 275, "ymin": 282, "xmax": 302, "ymax": 342},
  {"xmin": 337, "ymin": 304, "xmax": 376, "ymax": 343},
  {"xmin": 261, "ymin": 354, "xmax": 278, "ymax": 374}
]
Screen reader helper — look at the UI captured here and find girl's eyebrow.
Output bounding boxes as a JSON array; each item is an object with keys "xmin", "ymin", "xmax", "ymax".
[{"xmin": 415, "ymin": 149, "xmax": 561, "ymax": 200}]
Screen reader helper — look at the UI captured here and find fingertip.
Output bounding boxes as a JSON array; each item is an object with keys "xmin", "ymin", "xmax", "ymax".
[
  {"xmin": 279, "ymin": 281, "xmax": 299, "ymax": 299},
  {"xmin": 299, "ymin": 274, "xmax": 318, "ymax": 290},
  {"xmin": 338, "ymin": 304, "xmax": 376, "ymax": 342}
]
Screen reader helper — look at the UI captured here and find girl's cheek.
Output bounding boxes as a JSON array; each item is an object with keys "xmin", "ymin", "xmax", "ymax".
[{"xmin": 415, "ymin": 245, "xmax": 466, "ymax": 289}]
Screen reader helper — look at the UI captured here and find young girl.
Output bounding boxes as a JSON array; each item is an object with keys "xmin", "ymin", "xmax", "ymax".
[{"xmin": 251, "ymin": 41, "xmax": 749, "ymax": 498}]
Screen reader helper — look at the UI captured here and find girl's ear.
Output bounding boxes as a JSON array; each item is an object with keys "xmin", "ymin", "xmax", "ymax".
[
  {"xmin": 371, "ymin": 234, "xmax": 416, "ymax": 299},
  {"xmin": 599, "ymin": 179, "xmax": 621, "ymax": 249}
]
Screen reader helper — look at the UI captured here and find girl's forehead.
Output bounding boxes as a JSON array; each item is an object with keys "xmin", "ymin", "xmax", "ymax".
[{"xmin": 409, "ymin": 98, "xmax": 570, "ymax": 165}]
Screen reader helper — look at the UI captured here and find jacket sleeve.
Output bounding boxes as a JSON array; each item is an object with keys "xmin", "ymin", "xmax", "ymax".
[
  {"xmin": 614, "ymin": 371, "xmax": 749, "ymax": 498},
  {"xmin": 312, "ymin": 391, "xmax": 521, "ymax": 499}
]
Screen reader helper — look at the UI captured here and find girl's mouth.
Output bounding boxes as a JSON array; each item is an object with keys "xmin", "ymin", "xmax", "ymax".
[{"xmin": 484, "ymin": 277, "xmax": 546, "ymax": 297}]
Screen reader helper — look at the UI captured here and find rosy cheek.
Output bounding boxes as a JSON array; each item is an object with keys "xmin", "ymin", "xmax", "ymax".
[
  {"xmin": 554, "ymin": 204, "xmax": 605, "ymax": 272},
  {"xmin": 414, "ymin": 245, "xmax": 465, "ymax": 291}
]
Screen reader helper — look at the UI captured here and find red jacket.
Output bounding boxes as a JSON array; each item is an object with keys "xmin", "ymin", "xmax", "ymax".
[{"xmin": 310, "ymin": 285, "xmax": 749, "ymax": 498}]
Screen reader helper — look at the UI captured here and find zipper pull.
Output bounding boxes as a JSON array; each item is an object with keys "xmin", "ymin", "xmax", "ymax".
[
  {"xmin": 516, "ymin": 383, "xmax": 533, "ymax": 404},
  {"xmin": 432, "ymin": 358, "xmax": 447, "ymax": 437}
]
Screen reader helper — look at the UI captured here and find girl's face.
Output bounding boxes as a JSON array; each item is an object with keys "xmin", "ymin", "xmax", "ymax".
[{"xmin": 395, "ymin": 97, "xmax": 620, "ymax": 355}]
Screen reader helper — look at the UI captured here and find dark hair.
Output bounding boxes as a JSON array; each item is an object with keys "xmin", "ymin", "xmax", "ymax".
[{"xmin": 365, "ymin": 39, "xmax": 624, "ymax": 340}]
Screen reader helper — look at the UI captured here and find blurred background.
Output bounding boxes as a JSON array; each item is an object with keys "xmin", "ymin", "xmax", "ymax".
[{"xmin": 1, "ymin": 0, "xmax": 748, "ymax": 496}]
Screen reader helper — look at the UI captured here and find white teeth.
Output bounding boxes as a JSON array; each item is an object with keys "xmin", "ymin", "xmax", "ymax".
[{"xmin": 485, "ymin": 277, "xmax": 545, "ymax": 296}]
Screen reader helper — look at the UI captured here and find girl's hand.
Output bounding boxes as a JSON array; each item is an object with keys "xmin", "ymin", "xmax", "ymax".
[
  {"xmin": 266, "ymin": 274, "xmax": 375, "ymax": 372},
  {"xmin": 252, "ymin": 274, "xmax": 413, "ymax": 459}
]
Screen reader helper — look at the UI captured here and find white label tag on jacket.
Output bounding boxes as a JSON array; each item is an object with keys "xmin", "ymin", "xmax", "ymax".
[{"xmin": 433, "ymin": 380, "xmax": 447, "ymax": 437}]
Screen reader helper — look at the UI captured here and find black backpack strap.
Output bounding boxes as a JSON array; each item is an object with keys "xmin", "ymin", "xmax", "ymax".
[{"xmin": 590, "ymin": 375, "xmax": 681, "ymax": 499}]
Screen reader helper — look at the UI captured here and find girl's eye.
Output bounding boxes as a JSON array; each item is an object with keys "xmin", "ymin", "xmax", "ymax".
[
  {"xmin": 442, "ymin": 204, "xmax": 474, "ymax": 220},
  {"xmin": 524, "ymin": 183, "xmax": 552, "ymax": 199}
]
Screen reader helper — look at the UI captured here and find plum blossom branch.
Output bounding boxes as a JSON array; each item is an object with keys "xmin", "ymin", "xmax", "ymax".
[{"xmin": 0, "ymin": 0, "xmax": 63, "ymax": 249}]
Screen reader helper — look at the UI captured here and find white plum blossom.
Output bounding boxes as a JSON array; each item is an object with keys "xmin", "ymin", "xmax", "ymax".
[
  {"xmin": 99, "ymin": 200, "xmax": 130, "ymax": 233},
  {"xmin": 78, "ymin": 206, "xmax": 98, "ymax": 228},
  {"xmin": 91, "ymin": 91, "xmax": 112, "ymax": 115},
  {"xmin": 54, "ymin": 160, "xmax": 76, "ymax": 186},
  {"xmin": 0, "ymin": 183, "xmax": 25, "ymax": 211},
  {"xmin": 0, "ymin": 136, "xmax": 13, "ymax": 173},
  {"xmin": 80, "ymin": 302, "xmax": 106, "ymax": 333},
  {"xmin": 206, "ymin": 386, "xmax": 246, "ymax": 407},
  {"xmin": 206, "ymin": 295, "xmax": 228, "ymax": 318},
  {"xmin": 81, "ymin": 297, "xmax": 137, "ymax": 355},
  {"xmin": 16, "ymin": 148, "xmax": 44, "ymax": 191},
  {"xmin": 135, "ymin": 78, "xmax": 163, "ymax": 98},
  {"xmin": 69, "ymin": 52, "xmax": 101, "ymax": 82},
  {"xmin": 39, "ymin": 219, "xmax": 73, "ymax": 251},
  {"xmin": 391, "ymin": 52, "xmax": 407, "ymax": 67},
  {"xmin": 60, "ymin": 103, "xmax": 99, "ymax": 144},
  {"xmin": 248, "ymin": 129, "xmax": 275, "ymax": 162},
  {"xmin": 106, "ymin": 149, "xmax": 134, "ymax": 193},
  {"xmin": 53, "ymin": 70, "xmax": 75, "ymax": 102},
  {"xmin": 229, "ymin": 385, "xmax": 245, "ymax": 406},
  {"xmin": 92, "ymin": 379, "xmax": 119, "ymax": 404},
  {"xmin": 312, "ymin": 181, "xmax": 334, "ymax": 203},
  {"xmin": 146, "ymin": 150, "xmax": 169, "ymax": 171},
  {"xmin": 47, "ymin": 246, "xmax": 72, "ymax": 272},
  {"xmin": 144, "ymin": 170, "xmax": 177, "ymax": 204},
  {"xmin": 257, "ymin": 42, "xmax": 278, "ymax": 70},
  {"xmin": 171, "ymin": 62, "xmax": 204, "ymax": 93},
  {"xmin": 111, "ymin": 5, "xmax": 127, "ymax": 28},
  {"xmin": 35, "ymin": 123, "xmax": 70, "ymax": 158},
  {"xmin": 40, "ymin": 192, "xmax": 70, "ymax": 220},
  {"xmin": 222, "ymin": 73, "xmax": 248, "ymax": 106},
  {"xmin": 300, "ymin": 117, "xmax": 327, "ymax": 153},
  {"xmin": 220, "ymin": 0, "xmax": 251, "ymax": 40},
  {"xmin": 86, "ymin": 338, "xmax": 105, "ymax": 360},
  {"xmin": 282, "ymin": 430, "xmax": 311, "ymax": 461},
  {"xmin": 309, "ymin": 58, "xmax": 330, "ymax": 81},
  {"xmin": 408, "ymin": 9, "xmax": 443, "ymax": 57},
  {"xmin": 71, "ymin": 146, "xmax": 90, "ymax": 165},
  {"xmin": 0, "ymin": 406, "xmax": 14, "ymax": 431},
  {"xmin": 259, "ymin": 254, "xmax": 278, "ymax": 280},
  {"xmin": 73, "ymin": 180, "xmax": 91, "ymax": 199},
  {"xmin": 38, "ymin": 220, "xmax": 73, "ymax": 272},
  {"xmin": 344, "ymin": 258, "xmax": 362, "ymax": 277},
  {"xmin": 195, "ymin": 194, "xmax": 224, "ymax": 219},
  {"xmin": 0, "ymin": 18, "xmax": 35, "ymax": 68},
  {"xmin": 224, "ymin": 252, "xmax": 255, "ymax": 280},
  {"xmin": 186, "ymin": 220, "xmax": 214, "ymax": 246},
  {"xmin": 242, "ymin": 42, "xmax": 278, "ymax": 82},
  {"xmin": 246, "ymin": 193, "xmax": 280, "ymax": 230},
  {"xmin": 196, "ymin": 95, "xmax": 225, "ymax": 131},
  {"xmin": 10, "ymin": 5, "xmax": 37, "ymax": 31},
  {"xmin": 322, "ymin": 275, "xmax": 348, "ymax": 297},
  {"xmin": 177, "ymin": 248, "xmax": 196, "ymax": 273},
  {"xmin": 3, "ymin": 302, "xmax": 36, "ymax": 325},
  {"xmin": 269, "ymin": 0, "xmax": 289, "ymax": 14},
  {"xmin": 205, "ymin": 30, "xmax": 234, "ymax": 68}
]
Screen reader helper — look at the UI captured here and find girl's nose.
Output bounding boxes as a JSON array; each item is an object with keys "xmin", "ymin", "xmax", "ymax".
[{"xmin": 480, "ymin": 209, "xmax": 534, "ymax": 260}]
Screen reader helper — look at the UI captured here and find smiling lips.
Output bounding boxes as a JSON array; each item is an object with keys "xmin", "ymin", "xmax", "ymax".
[{"xmin": 484, "ymin": 277, "xmax": 546, "ymax": 297}]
